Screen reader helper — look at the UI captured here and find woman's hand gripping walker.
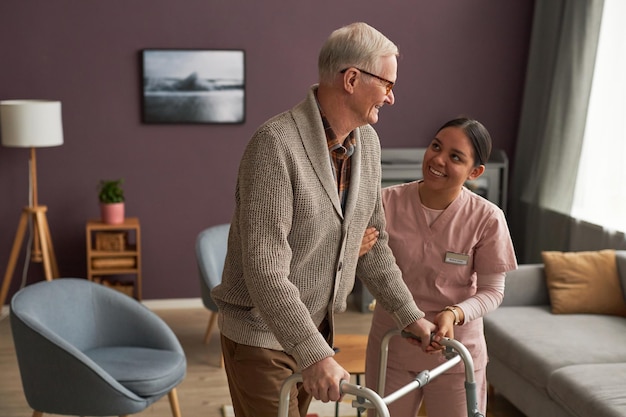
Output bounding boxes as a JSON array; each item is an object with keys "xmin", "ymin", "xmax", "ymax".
[{"xmin": 277, "ymin": 329, "xmax": 484, "ymax": 417}]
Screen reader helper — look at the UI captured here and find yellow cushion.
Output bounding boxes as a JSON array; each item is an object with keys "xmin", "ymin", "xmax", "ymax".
[{"xmin": 542, "ymin": 250, "xmax": 626, "ymax": 316}]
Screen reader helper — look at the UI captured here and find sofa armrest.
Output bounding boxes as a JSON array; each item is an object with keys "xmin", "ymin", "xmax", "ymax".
[{"xmin": 501, "ymin": 264, "xmax": 550, "ymax": 306}]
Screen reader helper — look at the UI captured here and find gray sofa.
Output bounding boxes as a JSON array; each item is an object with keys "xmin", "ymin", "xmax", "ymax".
[{"xmin": 484, "ymin": 250, "xmax": 626, "ymax": 417}]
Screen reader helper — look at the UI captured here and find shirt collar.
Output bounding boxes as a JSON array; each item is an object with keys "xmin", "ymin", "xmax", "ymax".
[{"xmin": 314, "ymin": 91, "xmax": 355, "ymax": 158}]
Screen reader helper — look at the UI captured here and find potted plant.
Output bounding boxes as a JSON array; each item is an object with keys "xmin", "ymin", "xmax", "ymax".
[{"xmin": 98, "ymin": 179, "xmax": 125, "ymax": 225}]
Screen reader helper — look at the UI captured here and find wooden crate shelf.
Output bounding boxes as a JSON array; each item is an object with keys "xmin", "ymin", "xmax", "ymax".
[{"xmin": 86, "ymin": 217, "xmax": 142, "ymax": 300}]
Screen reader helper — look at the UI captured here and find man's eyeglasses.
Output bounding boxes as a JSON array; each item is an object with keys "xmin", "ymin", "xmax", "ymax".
[{"xmin": 340, "ymin": 67, "xmax": 394, "ymax": 95}]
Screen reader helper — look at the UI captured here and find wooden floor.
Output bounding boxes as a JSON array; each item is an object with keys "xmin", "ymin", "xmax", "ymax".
[{"xmin": 0, "ymin": 301, "xmax": 526, "ymax": 417}]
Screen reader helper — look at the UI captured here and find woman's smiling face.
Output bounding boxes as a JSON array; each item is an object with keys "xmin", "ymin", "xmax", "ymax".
[{"xmin": 421, "ymin": 126, "xmax": 483, "ymax": 192}]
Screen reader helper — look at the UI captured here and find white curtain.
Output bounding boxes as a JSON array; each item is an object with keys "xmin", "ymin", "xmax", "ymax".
[{"xmin": 571, "ymin": 0, "xmax": 626, "ymax": 234}]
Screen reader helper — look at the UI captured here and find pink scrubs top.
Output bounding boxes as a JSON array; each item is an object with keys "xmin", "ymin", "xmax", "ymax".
[{"xmin": 368, "ymin": 181, "xmax": 517, "ymax": 372}]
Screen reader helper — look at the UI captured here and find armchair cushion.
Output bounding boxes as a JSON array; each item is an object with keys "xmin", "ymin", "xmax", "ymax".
[{"xmin": 85, "ymin": 346, "xmax": 186, "ymax": 397}]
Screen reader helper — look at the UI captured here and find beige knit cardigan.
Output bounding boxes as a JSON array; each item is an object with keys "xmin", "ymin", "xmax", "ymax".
[{"xmin": 212, "ymin": 85, "xmax": 423, "ymax": 369}]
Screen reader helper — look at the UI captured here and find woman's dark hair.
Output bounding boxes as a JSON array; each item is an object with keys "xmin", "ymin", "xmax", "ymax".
[{"xmin": 437, "ymin": 117, "xmax": 492, "ymax": 166}]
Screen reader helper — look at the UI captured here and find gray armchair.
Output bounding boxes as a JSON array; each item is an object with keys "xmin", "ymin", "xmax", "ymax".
[
  {"xmin": 196, "ymin": 223, "xmax": 229, "ymax": 347},
  {"xmin": 10, "ymin": 278, "xmax": 186, "ymax": 417}
]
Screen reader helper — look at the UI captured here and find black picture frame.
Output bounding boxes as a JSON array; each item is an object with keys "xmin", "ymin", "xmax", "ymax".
[{"xmin": 141, "ymin": 49, "xmax": 245, "ymax": 124}]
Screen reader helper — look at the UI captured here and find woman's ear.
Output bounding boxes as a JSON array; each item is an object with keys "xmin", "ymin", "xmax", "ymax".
[{"xmin": 467, "ymin": 164, "xmax": 485, "ymax": 180}]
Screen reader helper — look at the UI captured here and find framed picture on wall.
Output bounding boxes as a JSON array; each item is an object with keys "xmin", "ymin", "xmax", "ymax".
[{"xmin": 141, "ymin": 49, "xmax": 245, "ymax": 124}]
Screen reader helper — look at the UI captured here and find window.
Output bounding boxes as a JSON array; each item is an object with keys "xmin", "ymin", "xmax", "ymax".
[{"xmin": 571, "ymin": 0, "xmax": 626, "ymax": 232}]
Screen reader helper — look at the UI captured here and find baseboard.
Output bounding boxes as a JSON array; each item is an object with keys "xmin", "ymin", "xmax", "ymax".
[
  {"xmin": 141, "ymin": 297, "xmax": 204, "ymax": 310},
  {"xmin": 2, "ymin": 297, "xmax": 204, "ymax": 318},
  {"xmin": 1, "ymin": 298, "xmax": 203, "ymax": 317}
]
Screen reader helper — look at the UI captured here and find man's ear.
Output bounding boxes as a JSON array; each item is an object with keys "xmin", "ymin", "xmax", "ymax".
[
  {"xmin": 467, "ymin": 164, "xmax": 485, "ymax": 180},
  {"xmin": 343, "ymin": 69, "xmax": 357, "ymax": 93}
]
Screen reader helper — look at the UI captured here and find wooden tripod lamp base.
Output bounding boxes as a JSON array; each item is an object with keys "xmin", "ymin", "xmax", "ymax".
[
  {"xmin": 0, "ymin": 100, "xmax": 65, "ymax": 309},
  {"xmin": 0, "ymin": 205, "xmax": 60, "ymax": 308}
]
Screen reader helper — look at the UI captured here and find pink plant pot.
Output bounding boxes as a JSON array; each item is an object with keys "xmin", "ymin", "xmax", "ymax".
[{"xmin": 100, "ymin": 202, "xmax": 125, "ymax": 225}]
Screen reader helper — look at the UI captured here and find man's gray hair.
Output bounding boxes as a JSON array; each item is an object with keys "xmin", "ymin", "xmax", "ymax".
[{"xmin": 318, "ymin": 22, "xmax": 399, "ymax": 84}]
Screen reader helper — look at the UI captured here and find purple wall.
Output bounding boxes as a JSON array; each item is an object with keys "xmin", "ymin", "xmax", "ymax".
[{"xmin": 0, "ymin": 0, "xmax": 534, "ymax": 302}]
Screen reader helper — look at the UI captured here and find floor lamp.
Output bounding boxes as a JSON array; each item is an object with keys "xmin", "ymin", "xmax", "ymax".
[{"xmin": 0, "ymin": 100, "xmax": 64, "ymax": 308}]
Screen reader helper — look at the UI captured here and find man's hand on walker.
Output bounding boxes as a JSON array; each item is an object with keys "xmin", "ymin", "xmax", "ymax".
[
  {"xmin": 301, "ymin": 357, "xmax": 350, "ymax": 402},
  {"xmin": 403, "ymin": 318, "xmax": 437, "ymax": 351}
]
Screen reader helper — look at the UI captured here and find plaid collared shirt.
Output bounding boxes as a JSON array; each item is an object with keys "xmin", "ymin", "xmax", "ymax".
[{"xmin": 319, "ymin": 109, "xmax": 355, "ymax": 212}]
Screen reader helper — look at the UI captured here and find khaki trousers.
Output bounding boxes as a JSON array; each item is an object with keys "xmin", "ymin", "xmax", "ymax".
[{"xmin": 221, "ymin": 335, "xmax": 313, "ymax": 417}]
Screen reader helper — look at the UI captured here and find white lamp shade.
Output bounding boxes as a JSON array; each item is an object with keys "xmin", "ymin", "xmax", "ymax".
[{"xmin": 0, "ymin": 100, "xmax": 64, "ymax": 148}]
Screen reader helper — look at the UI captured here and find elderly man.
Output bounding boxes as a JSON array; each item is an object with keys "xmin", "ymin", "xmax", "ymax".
[{"xmin": 211, "ymin": 22, "xmax": 435, "ymax": 417}]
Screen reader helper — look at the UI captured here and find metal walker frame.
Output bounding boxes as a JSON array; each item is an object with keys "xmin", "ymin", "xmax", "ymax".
[{"xmin": 278, "ymin": 329, "xmax": 484, "ymax": 417}]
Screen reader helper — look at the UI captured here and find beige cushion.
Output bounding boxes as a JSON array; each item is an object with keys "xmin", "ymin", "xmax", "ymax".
[{"xmin": 542, "ymin": 250, "xmax": 626, "ymax": 316}]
